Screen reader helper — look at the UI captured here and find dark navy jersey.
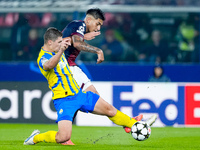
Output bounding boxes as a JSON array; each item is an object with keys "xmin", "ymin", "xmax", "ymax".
[{"xmin": 62, "ymin": 20, "xmax": 86, "ymax": 66}]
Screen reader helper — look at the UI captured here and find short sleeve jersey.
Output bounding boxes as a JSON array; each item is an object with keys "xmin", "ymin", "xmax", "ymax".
[
  {"xmin": 62, "ymin": 20, "xmax": 86, "ymax": 66},
  {"xmin": 37, "ymin": 48, "xmax": 80, "ymax": 100}
]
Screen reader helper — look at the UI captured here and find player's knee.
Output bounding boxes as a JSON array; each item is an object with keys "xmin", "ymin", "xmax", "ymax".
[
  {"xmin": 56, "ymin": 133, "xmax": 71, "ymax": 143},
  {"xmin": 56, "ymin": 136, "xmax": 71, "ymax": 143}
]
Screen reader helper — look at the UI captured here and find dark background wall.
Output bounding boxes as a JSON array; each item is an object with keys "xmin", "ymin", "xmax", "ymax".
[{"xmin": 1, "ymin": 62, "xmax": 200, "ymax": 82}]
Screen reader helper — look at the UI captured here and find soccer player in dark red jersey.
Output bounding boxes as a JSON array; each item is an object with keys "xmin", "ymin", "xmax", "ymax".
[
  {"xmin": 62, "ymin": 8, "xmax": 105, "ymax": 95},
  {"xmin": 62, "ymin": 8, "xmax": 145, "ymax": 134}
]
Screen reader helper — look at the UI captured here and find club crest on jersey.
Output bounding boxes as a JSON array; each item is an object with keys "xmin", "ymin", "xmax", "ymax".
[
  {"xmin": 41, "ymin": 57, "xmax": 48, "ymax": 65},
  {"xmin": 77, "ymin": 26, "xmax": 84, "ymax": 35},
  {"xmin": 59, "ymin": 109, "xmax": 63, "ymax": 114}
]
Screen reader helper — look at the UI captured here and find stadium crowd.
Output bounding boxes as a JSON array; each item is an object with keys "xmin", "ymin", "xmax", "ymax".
[{"xmin": 0, "ymin": 11, "xmax": 199, "ymax": 63}]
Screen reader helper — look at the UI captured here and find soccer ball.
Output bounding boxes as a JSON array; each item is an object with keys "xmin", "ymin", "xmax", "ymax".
[{"xmin": 131, "ymin": 121, "xmax": 151, "ymax": 141}]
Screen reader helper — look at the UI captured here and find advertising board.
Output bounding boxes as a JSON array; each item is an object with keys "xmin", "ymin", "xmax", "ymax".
[
  {"xmin": 0, "ymin": 82, "xmax": 199, "ymax": 126},
  {"xmin": 76, "ymin": 82, "xmax": 200, "ymax": 127}
]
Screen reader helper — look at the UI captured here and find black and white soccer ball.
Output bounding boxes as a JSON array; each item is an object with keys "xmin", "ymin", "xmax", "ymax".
[{"xmin": 131, "ymin": 121, "xmax": 151, "ymax": 141}]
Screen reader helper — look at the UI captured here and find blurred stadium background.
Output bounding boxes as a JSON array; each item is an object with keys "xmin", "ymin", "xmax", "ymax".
[{"xmin": 0, "ymin": 0, "xmax": 200, "ymax": 127}]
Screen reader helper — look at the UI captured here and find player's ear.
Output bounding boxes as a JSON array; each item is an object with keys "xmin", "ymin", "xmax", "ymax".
[
  {"xmin": 85, "ymin": 17, "xmax": 90, "ymax": 24},
  {"xmin": 48, "ymin": 40, "xmax": 52, "ymax": 45},
  {"xmin": 85, "ymin": 15, "xmax": 93, "ymax": 24}
]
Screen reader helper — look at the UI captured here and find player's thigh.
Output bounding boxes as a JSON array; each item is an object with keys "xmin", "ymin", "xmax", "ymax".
[
  {"xmin": 85, "ymin": 85, "xmax": 99, "ymax": 95},
  {"xmin": 92, "ymin": 97, "xmax": 117, "ymax": 117},
  {"xmin": 57, "ymin": 120, "xmax": 72, "ymax": 141}
]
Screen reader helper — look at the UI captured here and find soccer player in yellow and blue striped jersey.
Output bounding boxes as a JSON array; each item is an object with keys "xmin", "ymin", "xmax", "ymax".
[
  {"xmin": 37, "ymin": 43, "xmax": 79, "ymax": 100},
  {"xmin": 24, "ymin": 27, "xmax": 157, "ymax": 146}
]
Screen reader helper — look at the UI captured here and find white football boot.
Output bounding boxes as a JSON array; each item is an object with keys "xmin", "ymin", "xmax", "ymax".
[
  {"xmin": 24, "ymin": 129, "xmax": 40, "ymax": 145},
  {"xmin": 146, "ymin": 114, "xmax": 158, "ymax": 126}
]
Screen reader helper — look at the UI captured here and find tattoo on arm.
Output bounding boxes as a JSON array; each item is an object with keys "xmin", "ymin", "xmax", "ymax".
[{"xmin": 73, "ymin": 35, "xmax": 101, "ymax": 54}]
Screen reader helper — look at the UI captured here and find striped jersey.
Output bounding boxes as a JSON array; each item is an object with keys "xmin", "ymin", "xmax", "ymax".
[{"xmin": 37, "ymin": 48, "xmax": 80, "ymax": 100}]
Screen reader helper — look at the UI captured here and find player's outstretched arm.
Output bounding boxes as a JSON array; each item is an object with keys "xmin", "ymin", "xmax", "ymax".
[
  {"xmin": 72, "ymin": 34, "xmax": 104, "ymax": 64},
  {"xmin": 84, "ymin": 31, "xmax": 100, "ymax": 41},
  {"xmin": 44, "ymin": 38, "xmax": 71, "ymax": 70}
]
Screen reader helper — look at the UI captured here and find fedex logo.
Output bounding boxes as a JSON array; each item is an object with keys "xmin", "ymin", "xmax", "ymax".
[{"xmin": 112, "ymin": 84, "xmax": 200, "ymax": 126}]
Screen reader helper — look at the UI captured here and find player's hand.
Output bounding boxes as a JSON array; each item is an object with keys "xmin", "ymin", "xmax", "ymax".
[
  {"xmin": 97, "ymin": 50, "xmax": 104, "ymax": 64},
  {"xmin": 84, "ymin": 31, "xmax": 101, "ymax": 41},
  {"xmin": 61, "ymin": 37, "xmax": 71, "ymax": 51},
  {"xmin": 63, "ymin": 37, "xmax": 71, "ymax": 46}
]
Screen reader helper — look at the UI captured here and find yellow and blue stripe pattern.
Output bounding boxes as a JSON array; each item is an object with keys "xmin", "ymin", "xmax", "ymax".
[{"xmin": 37, "ymin": 48, "xmax": 80, "ymax": 100}]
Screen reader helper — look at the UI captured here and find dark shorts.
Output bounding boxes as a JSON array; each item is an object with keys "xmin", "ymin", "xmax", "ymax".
[{"xmin": 53, "ymin": 90, "xmax": 100, "ymax": 122}]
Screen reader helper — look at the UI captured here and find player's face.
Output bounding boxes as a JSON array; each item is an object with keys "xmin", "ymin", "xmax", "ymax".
[
  {"xmin": 88, "ymin": 18, "xmax": 103, "ymax": 32},
  {"xmin": 50, "ymin": 37, "xmax": 63, "ymax": 52}
]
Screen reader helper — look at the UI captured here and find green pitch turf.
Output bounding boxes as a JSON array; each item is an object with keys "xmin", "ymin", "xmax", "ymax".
[{"xmin": 0, "ymin": 124, "xmax": 199, "ymax": 150}]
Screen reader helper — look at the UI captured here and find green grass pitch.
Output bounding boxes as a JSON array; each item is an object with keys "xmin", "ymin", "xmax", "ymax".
[{"xmin": 0, "ymin": 124, "xmax": 199, "ymax": 150}]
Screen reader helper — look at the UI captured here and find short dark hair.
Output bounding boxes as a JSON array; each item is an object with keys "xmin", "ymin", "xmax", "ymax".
[
  {"xmin": 86, "ymin": 8, "xmax": 105, "ymax": 21},
  {"xmin": 44, "ymin": 27, "xmax": 63, "ymax": 44}
]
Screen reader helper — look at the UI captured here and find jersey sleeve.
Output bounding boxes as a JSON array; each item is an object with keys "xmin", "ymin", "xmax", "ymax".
[
  {"xmin": 62, "ymin": 21, "xmax": 86, "ymax": 38},
  {"xmin": 38, "ymin": 53, "xmax": 52, "ymax": 71}
]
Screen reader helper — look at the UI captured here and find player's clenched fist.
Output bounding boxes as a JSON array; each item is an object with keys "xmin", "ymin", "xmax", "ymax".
[
  {"xmin": 97, "ymin": 50, "xmax": 104, "ymax": 64},
  {"xmin": 61, "ymin": 37, "xmax": 71, "ymax": 51}
]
